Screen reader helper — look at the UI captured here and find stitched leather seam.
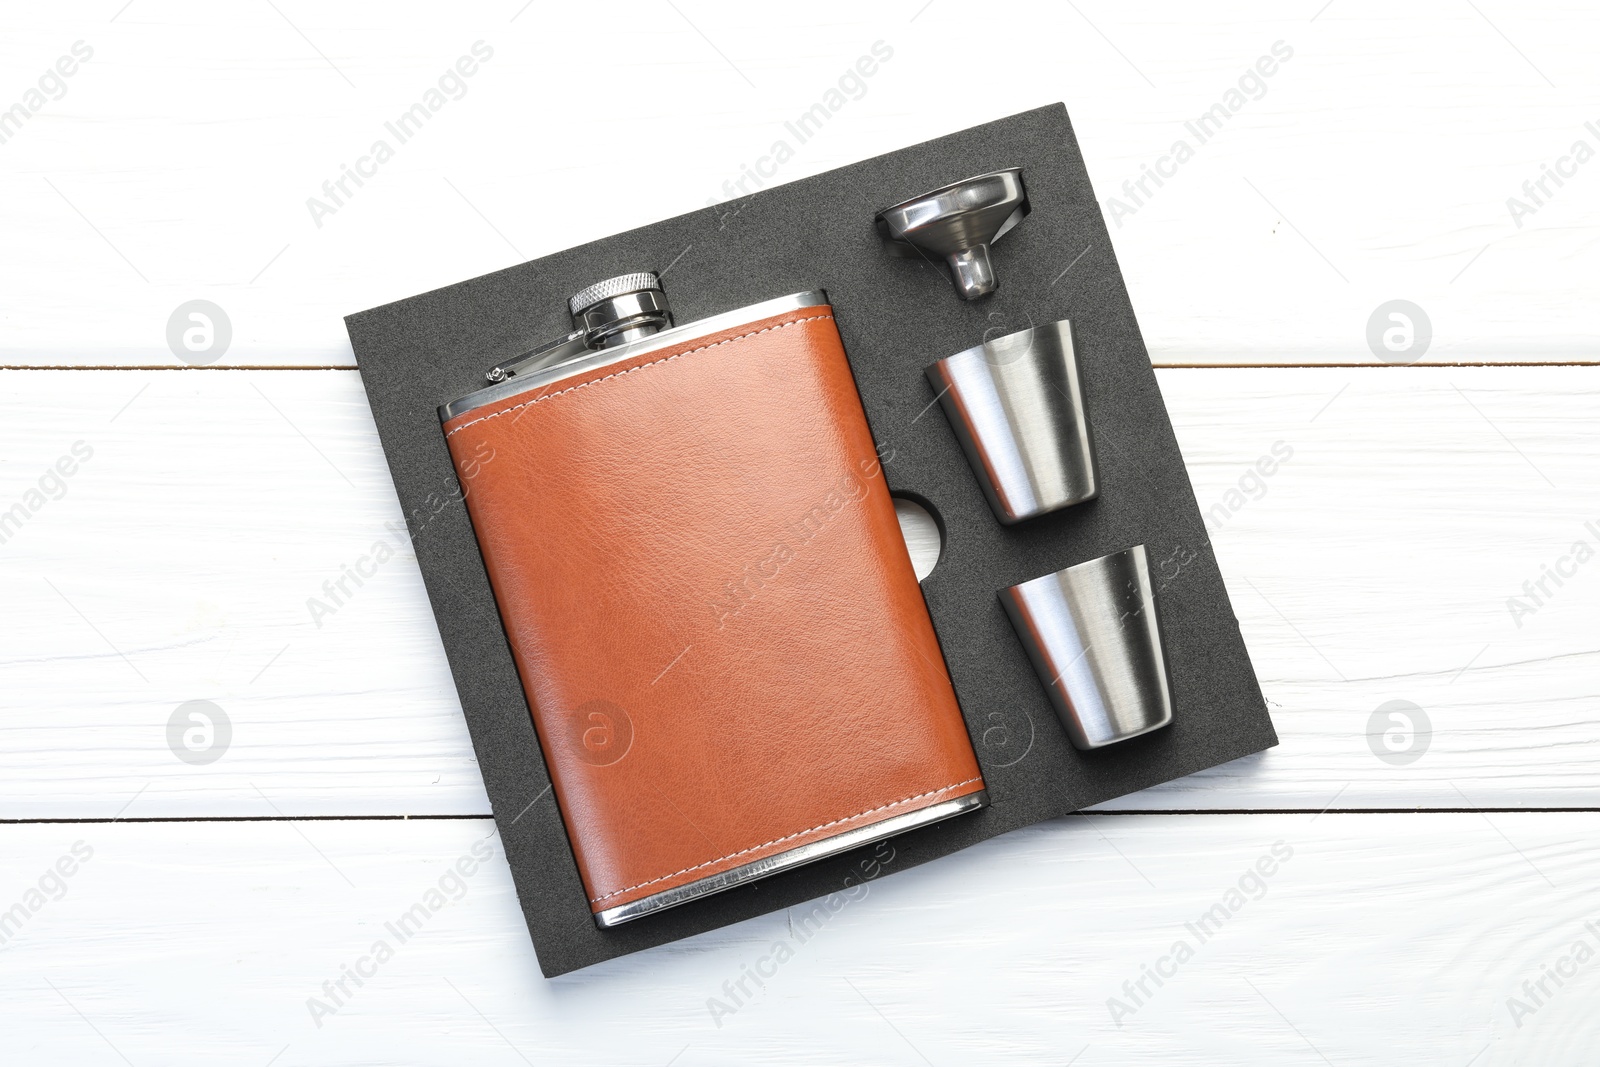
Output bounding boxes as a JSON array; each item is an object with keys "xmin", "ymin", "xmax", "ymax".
[
  {"xmin": 588, "ymin": 776, "xmax": 984, "ymax": 904},
  {"xmin": 444, "ymin": 313, "xmax": 836, "ymax": 438}
]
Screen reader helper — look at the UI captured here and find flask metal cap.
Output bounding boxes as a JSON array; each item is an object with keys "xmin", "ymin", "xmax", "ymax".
[
  {"xmin": 568, "ymin": 272, "xmax": 672, "ymax": 350},
  {"xmin": 875, "ymin": 168, "xmax": 1029, "ymax": 300},
  {"xmin": 482, "ymin": 272, "xmax": 673, "ymax": 384},
  {"xmin": 568, "ymin": 272, "xmax": 662, "ymax": 318}
]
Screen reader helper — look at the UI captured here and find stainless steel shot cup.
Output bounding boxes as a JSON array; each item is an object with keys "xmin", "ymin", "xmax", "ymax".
[
  {"xmin": 926, "ymin": 321, "xmax": 1097, "ymax": 525},
  {"xmin": 1000, "ymin": 545, "xmax": 1174, "ymax": 749}
]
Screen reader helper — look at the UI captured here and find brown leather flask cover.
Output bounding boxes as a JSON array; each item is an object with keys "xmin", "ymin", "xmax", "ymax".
[{"xmin": 442, "ymin": 303, "xmax": 985, "ymax": 917}]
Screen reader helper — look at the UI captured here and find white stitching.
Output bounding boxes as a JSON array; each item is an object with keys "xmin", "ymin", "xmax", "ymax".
[
  {"xmin": 444, "ymin": 314, "xmax": 836, "ymax": 438},
  {"xmin": 588, "ymin": 777, "xmax": 984, "ymax": 904}
]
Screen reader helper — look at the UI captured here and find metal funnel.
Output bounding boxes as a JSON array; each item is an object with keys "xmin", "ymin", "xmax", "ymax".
[{"xmin": 875, "ymin": 168, "xmax": 1029, "ymax": 300}]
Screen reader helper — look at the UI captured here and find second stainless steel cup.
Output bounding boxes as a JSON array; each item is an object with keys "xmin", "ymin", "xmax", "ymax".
[
  {"xmin": 926, "ymin": 321, "xmax": 1097, "ymax": 524},
  {"xmin": 1000, "ymin": 545, "xmax": 1175, "ymax": 750}
]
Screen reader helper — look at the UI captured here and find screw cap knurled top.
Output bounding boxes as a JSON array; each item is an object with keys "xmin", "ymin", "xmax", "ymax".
[{"xmin": 568, "ymin": 273, "xmax": 663, "ymax": 318}]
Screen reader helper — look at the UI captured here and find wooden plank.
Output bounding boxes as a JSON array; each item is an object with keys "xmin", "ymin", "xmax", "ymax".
[
  {"xmin": 0, "ymin": 4, "xmax": 1596, "ymax": 366},
  {"xmin": 0, "ymin": 813, "xmax": 1590, "ymax": 1062},
  {"xmin": 1131, "ymin": 363, "xmax": 1600, "ymax": 809},
  {"xmin": 0, "ymin": 369, "xmax": 487, "ymax": 818},
  {"xmin": 1, "ymin": 365, "xmax": 1594, "ymax": 817}
]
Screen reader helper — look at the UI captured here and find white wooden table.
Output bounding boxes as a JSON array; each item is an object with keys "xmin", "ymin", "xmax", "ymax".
[{"xmin": 3, "ymin": 2, "xmax": 1597, "ymax": 1063}]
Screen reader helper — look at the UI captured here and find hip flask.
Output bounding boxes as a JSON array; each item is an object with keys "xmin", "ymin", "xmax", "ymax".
[{"xmin": 439, "ymin": 273, "xmax": 987, "ymax": 927}]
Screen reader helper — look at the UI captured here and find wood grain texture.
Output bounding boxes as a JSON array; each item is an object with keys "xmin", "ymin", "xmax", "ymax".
[
  {"xmin": 1, "ymin": 366, "xmax": 1595, "ymax": 817},
  {"xmin": 0, "ymin": 2, "xmax": 1596, "ymax": 366},
  {"xmin": 0, "ymin": 814, "xmax": 1592, "ymax": 1064}
]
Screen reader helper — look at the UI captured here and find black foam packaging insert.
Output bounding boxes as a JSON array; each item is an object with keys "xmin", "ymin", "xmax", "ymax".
[{"xmin": 344, "ymin": 104, "xmax": 1276, "ymax": 977}]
